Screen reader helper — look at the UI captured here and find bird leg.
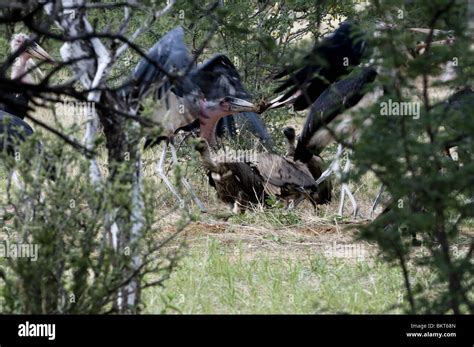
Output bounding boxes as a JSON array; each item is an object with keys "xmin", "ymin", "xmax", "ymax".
[
  {"xmin": 169, "ymin": 142, "xmax": 207, "ymax": 213},
  {"xmin": 315, "ymin": 144, "xmax": 344, "ymax": 186},
  {"xmin": 335, "ymin": 145, "xmax": 359, "ymax": 217},
  {"xmin": 339, "ymin": 183, "xmax": 359, "ymax": 218},
  {"xmin": 338, "ymin": 185, "xmax": 346, "ymax": 216},
  {"xmin": 156, "ymin": 142, "xmax": 185, "ymax": 208},
  {"xmin": 286, "ymin": 199, "xmax": 296, "ymax": 210},
  {"xmin": 369, "ymin": 184, "xmax": 385, "ymax": 219},
  {"xmin": 232, "ymin": 201, "xmax": 243, "ymax": 214},
  {"xmin": 307, "ymin": 143, "xmax": 360, "ymax": 217},
  {"xmin": 10, "ymin": 169, "xmax": 25, "ymax": 191}
]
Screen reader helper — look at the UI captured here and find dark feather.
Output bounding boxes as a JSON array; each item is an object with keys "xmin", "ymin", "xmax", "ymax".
[
  {"xmin": 0, "ymin": 111, "xmax": 55, "ymax": 179},
  {"xmin": 193, "ymin": 54, "xmax": 274, "ymax": 149},
  {"xmin": 0, "ymin": 92, "xmax": 29, "ymax": 119},
  {"xmin": 274, "ymin": 20, "xmax": 367, "ymax": 111},
  {"xmin": 294, "ymin": 67, "xmax": 377, "ymax": 162},
  {"xmin": 120, "ymin": 26, "xmax": 192, "ymax": 104}
]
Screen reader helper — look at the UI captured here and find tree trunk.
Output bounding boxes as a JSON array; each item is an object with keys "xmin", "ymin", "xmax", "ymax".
[{"xmin": 46, "ymin": 0, "xmax": 145, "ymax": 313}]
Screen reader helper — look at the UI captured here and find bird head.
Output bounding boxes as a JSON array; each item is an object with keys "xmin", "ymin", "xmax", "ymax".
[
  {"xmin": 11, "ymin": 33, "xmax": 55, "ymax": 64},
  {"xmin": 283, "ymin": 126, "xmax": 296, "ymax": 141},
  {"xmin": 194, "ymin": 138, "xmax": 209, "ymax": 154},
  {"xmin": 203, "ymin": 96, "xmax": 256, "ymax": 115},
  {"xmin": 198, "ymin": 96, "xmax": 256, "ymax": 145}
]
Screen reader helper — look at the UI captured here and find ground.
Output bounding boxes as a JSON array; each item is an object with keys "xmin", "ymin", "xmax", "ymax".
[{"xmin": 140, "ymin": 205, "xmax": 442, "ymax": 314}]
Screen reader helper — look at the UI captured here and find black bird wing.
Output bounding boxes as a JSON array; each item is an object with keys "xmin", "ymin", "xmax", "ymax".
[
  {"xmin": 445, "ymin": 88, "xmax": 474, "ymax": 111},
  {"xmin": 442, "ymin": 88, "xmax": 474, "ymax": 147},
  {"xmin": 0, "ymin": 92, "xmax": 29, "ymax": 120},
  {"xmin": 0, "ymin": 111, "xmax": 34, "ymax": 154},
  {"xmin": 121, "ymin": 26, "xmax": 192, "ymax": 104},
  {"xmin": 273, "ymin": 20, "xmax": 367, "ymax": 111},
  {"xmin": 192, "ymin": 54, "xmax": 274, "ymax": 150},
  {"xmin": 294, "ymin": 67, "xmax": 377, "ymax": 162},
  {"xmin": 0, "ymin": 111, "xmax": 56, "ymax": 179}
]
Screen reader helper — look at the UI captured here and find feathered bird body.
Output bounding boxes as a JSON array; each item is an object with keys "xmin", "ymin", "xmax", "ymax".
[
  {"xmin": 196, "ymin": 140, "xmax": 319, "ymax": 211},
  {"xmin": 294, "ymin": 67, "xmax": 377, "ymax": 162},
  {"xmin": 0, "ymin": 111, "xmax": 55, "ymax": 179},
  {"xmin": 1, "ymin": 33, "xmax": 55, "ymax": 119},
  {"xmin": 272, "ymin": 20, "xmax": 367, "ymax": 111},
  {"xmin": 121, "ymin": 27, "xmax": 273, "ymax": 150},
  {"xmin": 0, "ymin": 111, "xmax": 33, "ymax": 155},
  {"xmin": 282, "ymin": 126, "xmax": 332, "ymax": 205},
  {"xmin": 196, "ymin": 140, "xmax": 267, "ymax": 210}
]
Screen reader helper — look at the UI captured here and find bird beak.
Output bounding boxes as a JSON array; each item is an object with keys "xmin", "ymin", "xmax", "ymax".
[
  {"xmin": 226, "ymin": 97, "xmax": 257, "ymax": 112},
  {"xmin": 27, "ymin": 42, "xmax": 55, "ymax": 64}
]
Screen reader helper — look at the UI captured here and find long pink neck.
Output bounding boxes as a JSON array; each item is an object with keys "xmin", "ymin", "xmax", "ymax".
[
  {"xmin": 199, "ymin": 113, "xmax": 220, "ymax": 146},
  {"xmin": 11, "ymin": 54, "xmax": 33, "ymax": 83},
  {"xmin": 198, "ymin": 99, "xmax": 221, "ymax": 146}
]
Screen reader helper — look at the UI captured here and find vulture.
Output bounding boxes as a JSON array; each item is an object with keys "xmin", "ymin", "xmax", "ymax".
[
  {"xmin": 195, "ymin": 139, "xmax": 267, "ymax": 212},
  {"xmin": 256, "ymin": 20, "xmax": 374, "ymax": 217},
  {"xmin": 195, "ymin": 139, "xmax": 319, "ymax": 212}
]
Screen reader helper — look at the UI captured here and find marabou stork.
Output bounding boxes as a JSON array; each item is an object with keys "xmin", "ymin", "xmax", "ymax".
[
  {"xmin": 297, "ymin": 67, "xmax": 378, "ymax": 217},
  {"xmin": 1, "ymin": 33, "xmax": 55, "ymax": 119},
  {"xmin": 120, "ymin": 27, "xmax": 272, "ymax": 211},
  {"xmin": 1, "ymin": 34, "xmax": 56, "ymax": 184},
  {"xmin": 265, "ymin": 20, "xmax": 367, "ymax": 111}
]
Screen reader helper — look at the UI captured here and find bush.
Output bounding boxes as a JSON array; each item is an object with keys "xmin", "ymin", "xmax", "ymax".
[{"xmin": 0, "ymin": 137, "xmax": 187, "ymax": 313}]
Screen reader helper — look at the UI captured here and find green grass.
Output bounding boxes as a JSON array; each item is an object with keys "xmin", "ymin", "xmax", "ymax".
[
  {"xmin": 229, "ymin": 209, "xmax": 303, "ymax": 227},
  {"xmin": 143, "ymin": 237, "xmax": 415, "ymax": 314}
]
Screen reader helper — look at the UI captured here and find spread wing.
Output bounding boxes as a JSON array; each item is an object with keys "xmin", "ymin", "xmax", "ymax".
[{"xmin": 193, "ymin": 54, "xmax": 274, "ymax": 150}]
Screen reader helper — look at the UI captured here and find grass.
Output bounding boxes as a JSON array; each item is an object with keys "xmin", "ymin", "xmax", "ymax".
[
  {"xmin": 229, "ymin": 209, "xmax": 303, "ymax": 228},
  {"xmin": 142, "ymin": 235, "xmax": 426, "ymax": 314}
]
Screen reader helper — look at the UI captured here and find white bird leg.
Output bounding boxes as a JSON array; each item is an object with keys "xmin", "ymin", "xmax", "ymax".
[
  {"xmin": 369, "ymin": 184, "xmax": 385, "ymax": 219},
  {"xmin": 316, "ymin": 144, "xmax": 344, "ymax": 185},
  {"xmin": 336, "ymin": 148, "xmax": 359, "ymax": 218},
  {"xmin": 11, "ymin": 170, "xmax": 24, "ymax": 191},
  {"xmin": 156, "ymin": 142, "xmax": 185, "ymax": 207},
  {"xmin": 344, "ymin": 157, "xmax": 359, "ymax": 217},
  {"xmin": 169, "ymin": 142, "xmax": 207, "ymax": 213},
  {"xmin": 291, "ymin": 195, "xmax": 306, "ymax": 210},
  {"xmin": 334, "ymin": 148, "xmax": 346, "ymax": 216},
  {"xmin": 232, "ymin": 201, "xmax": 242, "ymax": 214},
  {"xmin": 338, "ymin": 185, "xmax": 346, "ymax": 216},
  {"xmin": 315, "ymin": 144, "xmax": 359, "ymax": 217},
  {"xmin": 286, "ymin": 199, "xmax": 295, "ymax": 210},
  {"xmin": 341, "ymin": 184, "xmax": 359, "ymax": 217}
]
